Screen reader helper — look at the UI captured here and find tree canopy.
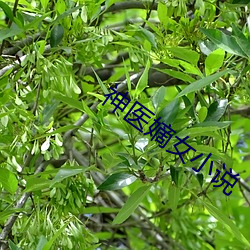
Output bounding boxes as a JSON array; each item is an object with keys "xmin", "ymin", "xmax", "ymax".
[{"xmin": 0, "ymin": 0, "xmax": 250, "ymax": 249}]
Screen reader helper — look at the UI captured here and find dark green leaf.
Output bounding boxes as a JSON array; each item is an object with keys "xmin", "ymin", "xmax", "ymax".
[
  {"xmin": 170, "ymin": 166, "xmax": 180, "ymax": 186},
  {"xmin": 205, "ymin": 99, "xmax": 228, "ymax": 122},
  {"xmin": 196, "ymin": 173, "xmax": 204, "ymax": 187},
  {"xmin": 98, "ymin": 172, "xmax": 137, "ymax": 191},
  {"xmin": 157, "ymin": 98, "xmax": 179, "ymax": 125},
  {"xmin": 232, "ymin": 0, "xmax": 250, "ymax": 4},
  {"xmin": 200, "ymin": 28, "xmax": 247, "ymax": 58},
  {"xmin": 50, "ymin": 24, "xmax": 64, "ymax": 47},
  {"xmin": 0, "ymin": 2, "xmax": 14, "ymax": 21}
]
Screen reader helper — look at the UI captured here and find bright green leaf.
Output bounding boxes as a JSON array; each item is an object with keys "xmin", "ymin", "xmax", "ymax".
[
  {"xmin": 0, "ymin": 168, "xmax": 18, "ymax": 194},
  {"xmin": 168, "ymin": 47, "xmax": 200, "ymax": 65},
  {"xmin": 205, "ymin": 49, "xmax": 225, "ymax": 75}
]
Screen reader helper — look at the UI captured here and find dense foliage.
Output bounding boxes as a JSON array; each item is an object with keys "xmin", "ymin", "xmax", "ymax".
[{"xmin": 0, "ymin": 0, "xmax": 250, "ymax": 249}]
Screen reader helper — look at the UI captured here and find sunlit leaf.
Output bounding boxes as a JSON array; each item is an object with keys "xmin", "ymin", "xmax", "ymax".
[{"xmin": 0, "ymin": 168, "xmax": 18, "ymax": 194}]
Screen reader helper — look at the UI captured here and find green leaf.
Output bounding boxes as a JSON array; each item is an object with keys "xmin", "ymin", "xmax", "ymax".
[
  {"xmin": 42, "ymin": 223, "xmax": 69, "ymax": 250},
  {"xmin": 200, "ymin": 28, "xmax": 247, "ymax": 58},
  {"xmin": 203, "ymin": 201, "xmax": 250, "ymax": 248},
  {"xmin": 156, "ymin": 68, "xmax": 195, "ymax": 83},
  {"xmin": 36, "ymin": 236, "xmax": 48, "ymax": 250},
  {"xmin": 41, "ymin": 101, "xmax": 60, "ymax": 125},
  {"xmin": 50, "ymin": 24, "xmax": 64, "ymax": 47},
  {"xmin": 168, "ymin": 47, "xmax": 200, "ymax": 65},
  {"xmin": 53, "ymin": 92, "xmax": 84, "ymax": 112},
  {"xmin": 157, "ymin": 98, "xmax": 179, "ymax": 125},
  {"xmin": 0, "ymin": 1, "xmax": 14, "ymax": 21},
  {"xmin": 0, "ymin": 209, "xmax": 23, "ymax": 223},
  {"xmin": 80, "ymin": 206, "xmax": 120, "ymax": 214},
  {"xmin": 205, "ymin": 49, "xmax": 225, "ymax": 75},
  {"xmin": 151, "ymin": 86, "xmax": 166, "ymax": 111},
  {"xmin": 205, "ymin": 99, "xmax": 228, "ymax": 122},
  {"xmin": 232, "ymin": 0, "xmax": 250, "ymax": 4},
  {"xmin": 193, "ymin": 121, "xmax": 231, "ymax": 129},
  {"xmin": 0, "ymin": 168, "xmax": 18, "ymax": 194},
  {"xmin": 168, "ymin": 182, "xmax": 180, "ymax": 210},
  {"xmin": 157, "ymin": 1, "xmax": 168, "ymax": 24},
  {"xmin": 24, "ymin": 177, "xmax": 51, "ymax": 192},
  {"xmin": 194, "ymin": 145, "xmax": 232, "ymax": 168},
  {"xmin": 40, "ymin": 0, "xmax": 49, "ymax": 9},
  {"xmin": 51, "ymin": 166, "xmax": 86, "ymax": 186},
  {"xmin": 176, "ymin": 126, "xmax": 221, "ymax": 138},
  {"xmin": 170, "ymin": 166, "xmax": 181, "ymax": 186},
  {"xmin": 138, "ymin": 27, "xmax": 157, "ymax": 48},
  {"xmin": 0, "ymin": 26, "xmax": 23, "ymax": 42},
  {"xmin": 198, "ymin": 106, "xmax": 208, "ymax": 122},
  {"xmin": 9, "ymin": 241, "xmax": 21, "ymax": 250},
  {"xmin": 93, "ymin": 70, "xmax": 109, "ymax": 95},
  {"xmin": 98, "ymin": 172, "xmax": 137, "ymax": 191},
  {"xmin": 176, "ymin": 70, "xmax": 231, "ymax": 98},
  {"xmin": 196, "ymin": 173, "xmax": 204, "ymax": 187},
  {"xmin": 53, "ymin": 5, "xmax": 83, "ymax": 24},
  {"xmin": 135, "ymin": 59, "xmax": 151, "ymax": 97},
  {"xmin": 234, "ymin": 35, "xmax": 250, "ymax": 58},
  {"xmin": 112, "ymin": 185, "xmax": 151, "ymax": 224}
]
